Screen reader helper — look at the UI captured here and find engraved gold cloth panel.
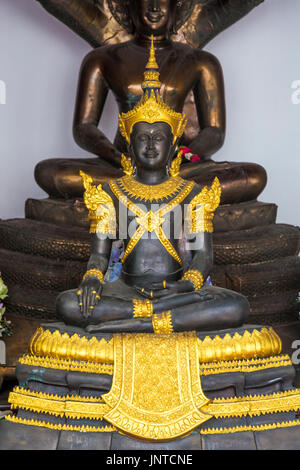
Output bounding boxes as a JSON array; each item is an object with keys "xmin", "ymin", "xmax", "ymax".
[{"xmin": 102, "ymin": 332, "xmax": 211, "ymax": 441}]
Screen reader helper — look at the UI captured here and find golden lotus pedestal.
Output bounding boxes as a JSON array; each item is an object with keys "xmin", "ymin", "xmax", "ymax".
[{"xmin": 1, "ymin": 322, "xmax": 300, "ymax": 450}]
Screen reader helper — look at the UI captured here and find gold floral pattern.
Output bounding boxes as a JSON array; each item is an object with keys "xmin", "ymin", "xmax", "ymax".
[
  {"xmin": 80, "ymin": 171, "xmax": 116, "ymax": 235},
  {"xmin": 186, "ymin": 177, "xmax": 221, "ymax": 233}
]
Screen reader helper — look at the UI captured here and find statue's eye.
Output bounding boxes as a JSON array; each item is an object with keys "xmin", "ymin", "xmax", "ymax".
[
  {"xmin": 153, "ymin": 134, "xmax": 164, "ymax": 141},
  {"xmin": 138, "ymin": 134, "xmax": 148, "ymax": 141}
]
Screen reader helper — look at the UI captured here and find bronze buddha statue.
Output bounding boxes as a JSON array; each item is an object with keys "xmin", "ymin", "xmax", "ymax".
[
  {"xmin": 35, "ymin": 0, "xmax": 267, "ymax": 205},
  {"xmin": 56, "ymin": 39, "xmax": 249, "ymax": 333}
]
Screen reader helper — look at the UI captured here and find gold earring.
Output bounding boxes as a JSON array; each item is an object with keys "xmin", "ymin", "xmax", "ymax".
[
  {"xmin": 121, "ymin": 153, "xmax": 134, "ymax": 176},
  {"xmin": 169, "ymin": 150, "xmax": 183, "ymax": 177}
]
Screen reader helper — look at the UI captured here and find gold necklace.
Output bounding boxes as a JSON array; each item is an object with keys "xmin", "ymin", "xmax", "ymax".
[
  {"xmin": 109, "ymin": 179, "xmax": 195, "ymax": 264},
  {"xmin": 117, "ymin": 175, "xmax": 187, "ymax": 202}
]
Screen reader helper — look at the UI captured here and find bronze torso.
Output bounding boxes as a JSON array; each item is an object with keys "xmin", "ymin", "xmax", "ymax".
[
  {"xmin": 75, "ymin": 39, "xmax": 224, "ymax": 156},
  {"xmin": 35, "ymin": 36, "xmax": 266, "ymax": 204}
]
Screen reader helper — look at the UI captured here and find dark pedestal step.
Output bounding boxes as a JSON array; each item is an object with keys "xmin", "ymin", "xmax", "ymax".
[
  {"xmin": 5, "ymin": 285, "xmax": 57, "ymax": 320},
  {"xmin": 213, "ymin": 200, "xmax": 278, "ymax": 232},
  {"xmin": 213, "ymin": 223, "xmax": 300, "ymax": 265},
  {"xmin": 25, "ymin": 198, "xmax": 89, "ymax": 229},
  {"xmin": 211, "ymin": 256, "xmax": 300, "ymax": 298},
  {"xmin": 0, "ymin": 249, "xmax": 85, "ymax": 292},
  {"xmin": 247, "ymin": 291, "xmax": 299, "ymax": 325},
  {"xmin": 0, "ymin": 218, "xmax": 90, "ymax": 262},
  {"xmin": 25, "ymin": 197, "xmax": 278, "ymax": 232}
]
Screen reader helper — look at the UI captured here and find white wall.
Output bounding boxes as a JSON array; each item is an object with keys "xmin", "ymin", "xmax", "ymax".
[{"xmin": 0, "ymin": 0, "xmax": 299, "ymax": 225}]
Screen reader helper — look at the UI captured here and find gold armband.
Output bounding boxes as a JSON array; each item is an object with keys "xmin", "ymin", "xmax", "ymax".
[
  {"xmin": 152, "ymin": 311, "xmax": 173, "ymax": 334},
  {"xmin": 83, "ymin": 269, "xmax": 104, "ymax": 284},
  {"xmin": 132, "ymin": 299, "xmax": 153, "ymax": 318},
  {"xmin": 181, "ymin": 270, "xmax": 204, "ymax": 291}
]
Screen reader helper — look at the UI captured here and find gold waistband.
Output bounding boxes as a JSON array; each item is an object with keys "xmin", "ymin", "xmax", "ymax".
[{"xmin": 28, "ymin": 326, "xmax": 282, "ymax": 365}]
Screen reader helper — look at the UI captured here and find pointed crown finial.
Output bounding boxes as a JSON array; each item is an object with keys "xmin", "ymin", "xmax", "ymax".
[
  {"xmin": 146, "ymin": 35, "xmax": 159, "ymax": 70},
  {"xmin": 142, "ymin": 35, "xmax": 161, "ymax": 94},
  {"xmin": 118, "ymin": 35, "xmax": 187, "ymax": 144}
]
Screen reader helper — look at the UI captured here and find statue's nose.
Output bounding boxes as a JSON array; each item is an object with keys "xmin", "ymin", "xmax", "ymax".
[
  {"xmin": 149, "ymin": 0, "xmax": 161, "ymax": 12},
  {"xmin": 146, "ymin": 137, "xmax": 155, "ymax": 149}
]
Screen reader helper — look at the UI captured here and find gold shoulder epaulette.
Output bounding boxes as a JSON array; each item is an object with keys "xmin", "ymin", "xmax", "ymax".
[
  {"xmin": 80, "ymin": 171, "xmax": 116, "ymax": 235},
  {"xmin": 186, "ymin": 177, "xmax": 221, "ymax": 233}
]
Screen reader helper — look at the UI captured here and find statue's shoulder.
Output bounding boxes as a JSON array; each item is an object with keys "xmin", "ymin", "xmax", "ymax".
[
  {"xmin": 81, "ymin": 42, "xmax": 125, "ymax": 69},
  {"xmin": 191, "ymin": 49, "xmax": 222, "ymax": 73}
]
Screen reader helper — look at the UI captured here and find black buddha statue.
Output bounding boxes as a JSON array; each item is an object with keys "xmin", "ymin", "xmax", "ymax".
[
  {"xmin": 35, "ymin": 0, "xmax": 267, "ymax": 205},
  {"xmin": 1, "ymin": 39, "xmax": 300, "ymax": 450},
  {"xmin": 56, "ymin": 37, "xmax": 249, "ymax": 333}
]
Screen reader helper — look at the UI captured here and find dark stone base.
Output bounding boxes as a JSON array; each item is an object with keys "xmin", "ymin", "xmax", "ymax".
[
  {"xmin": 0, "ymin": 420, "xmax": 60, "ymax": 450},
  {"xmin": 1, "ymin": 419, "xmax": 300, "ymax": 450},
  {"xmin": 1, "ymin": 323, "xmax": 300, "ymax": 450}
]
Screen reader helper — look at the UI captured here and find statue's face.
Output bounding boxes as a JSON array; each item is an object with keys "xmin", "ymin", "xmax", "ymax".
[
  {"xmin": 130, "ymin": 0, "xmax": 176, "ymax": 35},
  {"xmin": 130, "ymin": 121, "xmax": 174, "ymax": 171}
]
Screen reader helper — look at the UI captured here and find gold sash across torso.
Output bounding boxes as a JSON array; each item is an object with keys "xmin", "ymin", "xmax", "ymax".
[{"xmin": 102, "ymin": 332, "xmax": 211, "ymax": 441}]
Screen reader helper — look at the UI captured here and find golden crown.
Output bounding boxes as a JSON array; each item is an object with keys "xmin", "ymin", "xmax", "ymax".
[{"xmin": 118, "ymin": 36, "xmax": 187, "ymax": 144}]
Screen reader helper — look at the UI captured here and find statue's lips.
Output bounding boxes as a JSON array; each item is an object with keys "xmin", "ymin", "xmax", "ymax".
[
  {"xmin": 146, "ymin": 12, "xmax": 164, "ymax": 23},
  {"xmin": 144, "ymin": 151, "xmax": 159, "ymax": 159}
]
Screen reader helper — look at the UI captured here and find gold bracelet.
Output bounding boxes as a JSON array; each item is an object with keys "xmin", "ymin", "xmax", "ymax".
[
  {"xmin": 132, "ymin": 299, "xmax": 153, "ymax": 318},
  {"xmin": 82, "ymin": 269, "xmax": 104, "ymax": 284},
  {"xmin": 181, "ymin": 270, "xmax": 204, "ymax": 291},
  {"xmin": 152, "ymin": 311, "xmax": 173, "ymax": 334}
]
